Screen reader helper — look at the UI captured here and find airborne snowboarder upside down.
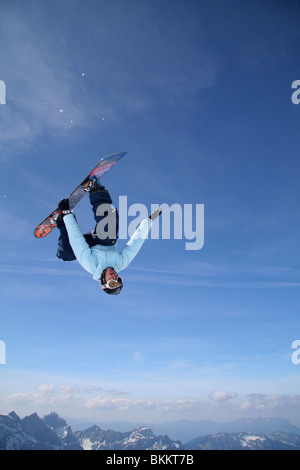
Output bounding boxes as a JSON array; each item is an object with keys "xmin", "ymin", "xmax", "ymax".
[{"xmin": 54, "ymin": 179, "xmax": 161, "ymax": 295}]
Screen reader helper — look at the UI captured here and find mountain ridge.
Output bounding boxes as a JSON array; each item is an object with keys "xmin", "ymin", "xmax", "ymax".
[
  {"xmin": 1, "ymin": 411, "xmax": 300, "ymax": 450},
  {"xmin": 0, "ymin": 411, "xmax": 183, "ymax": 450},
  {"xmin": 66, "ymin": 415, "xmax": 300, "ymax": 442},
  {"xmin": 184, "ymin": 430, "xmax": 300, "ymax": 450}
]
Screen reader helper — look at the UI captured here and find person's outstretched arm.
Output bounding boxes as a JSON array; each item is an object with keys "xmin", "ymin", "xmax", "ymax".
[{"xmin": 117, "ymin": 208, "xmax": 162, "ymax": 271}]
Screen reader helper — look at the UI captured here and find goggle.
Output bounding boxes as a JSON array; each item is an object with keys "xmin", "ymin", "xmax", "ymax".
[{"xmin": 102, "ymin": 276, "xmax": 123, "ymax": 290}]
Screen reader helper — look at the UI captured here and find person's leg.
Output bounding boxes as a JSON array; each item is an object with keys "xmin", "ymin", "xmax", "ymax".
[
  {"xmin": 56, "ymin": 217, "xmax": 76, "ymax": 261},
  {"xmin": 56, "ymin": 215, "xmax": 102, "ymax": 260},
  {"xmin": 88, "ymin": 188, "xmax": 119, "ymax": 246},
  {"xmin": 56, "ymin": 185, "xmax": 120, "ymax": 260}
]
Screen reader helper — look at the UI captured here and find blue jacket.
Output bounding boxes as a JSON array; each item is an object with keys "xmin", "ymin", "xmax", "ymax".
[{"xmin": 64, "ymin": 213, "xmax": 152, "ymax": 280}]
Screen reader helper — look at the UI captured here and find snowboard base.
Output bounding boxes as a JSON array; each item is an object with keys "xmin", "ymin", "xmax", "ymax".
[{"xmin": 34, "ymin": 152, "xmax": 126, "ymax": 238}]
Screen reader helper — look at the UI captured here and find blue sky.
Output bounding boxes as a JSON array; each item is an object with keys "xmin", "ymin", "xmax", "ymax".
[{"xmin": 1, "ymin": 0, "xmax": 300, "ymax": 427}]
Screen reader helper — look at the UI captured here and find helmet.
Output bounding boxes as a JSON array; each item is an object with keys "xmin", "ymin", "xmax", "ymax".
[{"xmin": 100, "ymin": 268, "xmax": 123, "ymax": 295}]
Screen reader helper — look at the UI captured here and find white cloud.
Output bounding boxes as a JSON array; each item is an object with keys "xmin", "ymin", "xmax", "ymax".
[
  {"xmin": 240, "ymin": 393, "xmax": 300, "ymax": 412},
  {"xmin": 0, "ymin": 7, "xmax": 95, "ymax": 157},
  {"xmin": 2, "ymin": 380, "xmax": 300, "ymax": 425},
  {"xmin": 84, "ymin": 385, "xmax": 103, "ymax": 393},
  {"xmin": 58, "ymin": 385, "xmax": 80, "ymax": 395},
  {"xmin": 127, "ymin": 263, "xmax": 300, "ymax": 289},
  {"xmin": 108, "ymin": 389, "xmax": 131, "ymax": 397},
  {"xmin": 36, "ymin": 384, "xmax": 55, "ymax": 394},
  {"xmin": 240, "ymin": 400, "xmax": 251, "ymax": 411},
  {"xmin": 209, "ymin": 390, "xmax": 238, "ymax": 402},
  {"xmin": 84, "ymin": 396, "xmax": 199, "ymax": 413},
  {"xmin": 0, "ymin": 1, "xmax": 220, "ymax": 158},
  {"xmin": 2, "ymin": 391, "xmax": 77, "ymax": 407},
  {"xmin": 0, "ymin": 264, "xmax": 85, "ymax": 278},
  {"xmin": 133, "ymin": 351, "xmax": 143, "ymax": 362},
  {"xmin": 2, "ymin": 384, "xmax": 82, "ymax": 409}
]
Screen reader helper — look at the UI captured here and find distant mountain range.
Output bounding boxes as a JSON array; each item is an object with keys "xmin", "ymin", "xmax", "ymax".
[
  {"xmin": 1, "ymin": 411, "xmax": 300, "ymax": 450},
  {"xmin": 75, "ymin": 424, "xmax": 183, "ymax": 450},
  {"xmin": 0, "ymin": 411, "xmax": 182, "ymax": 450},
  {"xmin": 150, "ymin": 417, "xmax": 300, "ymax": 443},
  {"xmin": 0, "ymin": 411, "xmax": 82, "ymax": 450},
  {"xmin": 185, "ymin": 431, "xmax": 300, "ymax": 450},
  {"xmin": 67, "ymin": 415, "xmax": 300, "ymax": 443}
]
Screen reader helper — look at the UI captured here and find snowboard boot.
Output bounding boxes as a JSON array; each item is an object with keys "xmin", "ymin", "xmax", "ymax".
[
  {"xmin": 50, "ymin": 212, "xmax": 64, "ymax": 227},
  {"xmin": 81, "ymin": 177, "xmax": 105, "ymax": 193},
  {"xmin": 51, "ymin": 210, "xmax": 77, "ymax": 227}
]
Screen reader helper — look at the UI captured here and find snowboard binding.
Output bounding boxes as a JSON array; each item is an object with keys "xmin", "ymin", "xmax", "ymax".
[{"xmin": 81, "ymin": 177, "xmax": 105, "ymax": 193}]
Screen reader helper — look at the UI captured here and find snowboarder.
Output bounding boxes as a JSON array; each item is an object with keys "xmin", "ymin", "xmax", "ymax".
[{"xmin": 55, "ymin": 179, "xmax": 161, "ymax": 295}]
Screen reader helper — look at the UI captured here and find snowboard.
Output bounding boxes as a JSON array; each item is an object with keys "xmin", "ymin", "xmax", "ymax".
[{"xmin": 34, "ymin": 152, "xmax": 126, "ymax": 238}]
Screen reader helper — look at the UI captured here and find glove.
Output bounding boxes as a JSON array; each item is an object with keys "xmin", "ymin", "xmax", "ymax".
[
  {"xmin": 58, "ymin": 198, "xmax": 72, "ymax": 216},
  {"xmin": 148, "ymin": 208, "xmax": 162, "ymax": 221}
]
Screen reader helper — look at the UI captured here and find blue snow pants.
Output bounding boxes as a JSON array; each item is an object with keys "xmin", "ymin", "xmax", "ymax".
[{"xmin": 56, "ymin": 189, "xmax": 119, "ymax": 262}]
